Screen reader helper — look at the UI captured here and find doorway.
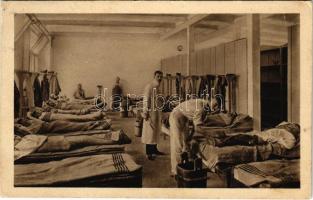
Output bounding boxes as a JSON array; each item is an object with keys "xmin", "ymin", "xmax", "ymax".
[{"xmin": 260, "ymin": 46, "xmax": 288, "ymax": 130}]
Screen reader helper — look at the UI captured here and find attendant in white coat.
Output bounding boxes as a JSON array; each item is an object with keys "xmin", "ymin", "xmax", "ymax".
[{"xmin": 142, "ymin": 70, "xmax": 164, "ymax": 160}]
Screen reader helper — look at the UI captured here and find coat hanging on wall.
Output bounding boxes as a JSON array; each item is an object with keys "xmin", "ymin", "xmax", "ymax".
[{"xmin": 41, "ymin": 74, "xmax": 50, "ymax": 101}]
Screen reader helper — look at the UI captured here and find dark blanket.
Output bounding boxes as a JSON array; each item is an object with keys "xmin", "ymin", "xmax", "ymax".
[
  {"xmin": 206, "ymin": 134, "xmax": 264, "ymax": 147},
  {"xmin": 202, "ymin": 113, "xmax": 236, "ymax": 127}
]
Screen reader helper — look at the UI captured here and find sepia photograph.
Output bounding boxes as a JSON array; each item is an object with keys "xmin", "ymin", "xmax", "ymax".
[{"xmin": 0, "ymin": 1, "xmax": 312, "ymax": 198}]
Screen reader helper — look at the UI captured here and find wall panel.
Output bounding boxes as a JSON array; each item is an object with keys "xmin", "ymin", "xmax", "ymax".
[
  {"xmin": 235, "ymin": 39, "xmax": 248, "ymax": 114},
  {"xmin": 190, "ymin": 52, "xmax": 197, "ymax": 75},
  {"xmin": 225, "ymin": 41, "xmax": 236, "ymax": 74},
  {"xmin": 215, "ymin": 44, "xmax": 225, "ymax": 74},
  {"xmin": 196, "ymin": 49, "xmax": 204, "ymax": 75},
  {"xmin": 203, "ymin": 48, "xmax": 210, "ymax": 74},
  {"xmin": 161, "ymin": 39, "xmax": 248, "ymax": 115},
  {"xmin": 210, "ymin": 47, "xmax": 216, "ymax": 74}
]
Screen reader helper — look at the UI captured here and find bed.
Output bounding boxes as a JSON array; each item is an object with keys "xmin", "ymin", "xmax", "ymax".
[
  {"xmin": 15, "ymin": 153, "xmax": 143, "ymax": 187},
  {"xmin": 232, "ymin": 159, "xmax": 300, "ymax": 188},
  {"xmin": 14, "ymin": 114, "xmax": 143, "ymax": 187},
  {"xmin": 14, "ymin": 128, "xmax": 132, "ymax": 161},
  {"xmin": 198, "ymin": 122, "xmax": 300, "ymax": 187}
]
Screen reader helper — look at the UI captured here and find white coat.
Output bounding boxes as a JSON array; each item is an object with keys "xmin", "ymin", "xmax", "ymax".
[{"xmin": 141, "ymin": 81, "xmax": 162, "ymax": 144}]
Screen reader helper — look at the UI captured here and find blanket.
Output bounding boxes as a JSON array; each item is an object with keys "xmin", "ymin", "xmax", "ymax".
[
  {"xmin": 233, "ymin": 159, "xmax": 300, "ymax": 187},
  {"xmin": 15, "ymin": 145, "xmax": 125, "ymax": 164},
  {"xmin": 15, "ymin": 153, "xmax": 141, "ymax": 186}
]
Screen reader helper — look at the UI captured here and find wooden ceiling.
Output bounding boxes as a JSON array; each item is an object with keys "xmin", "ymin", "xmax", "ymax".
[{"xmin": 35, "ymin": 13, "xmax": 299, "ymax": 47}]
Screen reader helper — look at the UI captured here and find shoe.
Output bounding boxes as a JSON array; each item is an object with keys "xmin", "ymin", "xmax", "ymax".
[{"xmin": 146, "ymin": 154, "xmax": 156, "ymax": 160}]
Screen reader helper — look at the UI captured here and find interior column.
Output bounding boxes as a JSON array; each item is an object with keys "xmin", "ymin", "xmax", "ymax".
[
  {"xmin": 288, "ymin": 25, "xmax": 300, "ymax": 123},
  {"xmin": 246, "ymin": 14, "xmax": 261, "ymax": 130},
  {"xmin": 186, "ymin": 26, "xmax": 195, "ymax": 76}
]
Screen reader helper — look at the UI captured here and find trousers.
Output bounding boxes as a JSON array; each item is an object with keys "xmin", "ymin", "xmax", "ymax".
[{"xmin": 169, "ymin": 110, "xmax": 189, "ymax": 175}]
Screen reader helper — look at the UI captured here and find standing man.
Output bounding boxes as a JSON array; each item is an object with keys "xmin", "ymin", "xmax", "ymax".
[
  {"xmin": 112, "ymin": 76, "xmax": 123, "ymax": 111},
  {"xmin": 142, "ymin": 70, "xmax": 164, "ymax": 160},
  {"xmin": 169, "ymin": 98, "xmax": 218, "ymax": 175}
]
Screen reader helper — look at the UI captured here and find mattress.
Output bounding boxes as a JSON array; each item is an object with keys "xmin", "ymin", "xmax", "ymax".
[
  {"xmin": 15, "ymin": 153, "xmax": 142, "ymax": 187},
  {"xmin": 15, "ymin": 144, "xmax": 125, "ymax": 164},
  {"xmin": 233, "ymin": 159, "xmax": 300, "ymax": 188}
]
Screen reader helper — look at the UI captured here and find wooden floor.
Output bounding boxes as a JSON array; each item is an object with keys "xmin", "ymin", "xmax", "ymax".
[{"xmin": 108, "ymin": 112, "xmax": 227, "ymax": 188}]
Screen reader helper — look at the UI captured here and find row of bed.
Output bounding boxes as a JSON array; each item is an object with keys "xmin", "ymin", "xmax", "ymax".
[
  {"xmin": 161, "ymin": 111, "xmax": 300, "ymax": 188},
  {"xmin": 14, "ymin": 97, "xmax": 143, "ymax": 187},
  {"xmin": 14, "ymin": 96, "xmax": 300, "ymax": 188}
]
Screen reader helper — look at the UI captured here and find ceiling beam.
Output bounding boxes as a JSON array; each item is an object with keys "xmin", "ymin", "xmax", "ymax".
[
  {"xmin": 36, "ymin": 14, "xmax": 188, "ymax": 24},
  {"xmin": 261, "ymin": 38, "xmax": 287, "ymax": 47},
  {"xmin": 202, "ymin": 14, "xmax": 237, "ymax": 24},
  {"xmin": 15, "ymin": 18, "xmax": 32, "ymax": 42},
  {"xmin": 261, "ymin": 31, "xmax": 288, "ymax": 39},
  {"xmin": 262, "ymin": 18, "xmax": 298, "ymax": 27},
  {"xmin": 46, "ymin": 25, "xmax": 165, "ymax": 35},
  {"xmin": 195, "ymin": 16, "xmax": 246, "ymax": 43},
  {"xmin": 160, "ymin": 14, "xmax": 209, "ymax": 40},
  {"xmin": 198, "ymin": 20, "xmax": 232, "ymax": 27},
  {"xmin": 262, "ymin": 14, "xmax": 299, "ymax": 27},
  {"xmin": 194, "ymin": 23, "xmax": 218, "ymax": 30},
  {"xmin": 40, "ymin": 20, "xmax": 176, "ymax": 28}
]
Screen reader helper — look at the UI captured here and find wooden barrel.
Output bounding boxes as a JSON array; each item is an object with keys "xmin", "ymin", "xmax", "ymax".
[
  {"xmin": 176, "ymin": 161, "xmax": 207, "ymax": 188},
  {"xmin": 134, "ymin": 120, "xmax": 143, "ymax": 137}
]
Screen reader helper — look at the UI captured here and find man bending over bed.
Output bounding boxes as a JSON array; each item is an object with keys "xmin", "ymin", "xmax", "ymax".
[{"xmin": 169, "ymin": 98, "xmax": 219, "ymax": 176}]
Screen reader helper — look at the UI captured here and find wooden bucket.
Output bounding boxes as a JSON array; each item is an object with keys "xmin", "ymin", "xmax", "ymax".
[{"xmin": 176, "ymin": 160, "xmax": 207, "ymax": 188}]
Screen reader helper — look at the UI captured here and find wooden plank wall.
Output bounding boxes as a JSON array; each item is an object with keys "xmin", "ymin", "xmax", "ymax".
[{"xmin": 161, "ymin": 38, "xmax": 248, "ymax": 114}]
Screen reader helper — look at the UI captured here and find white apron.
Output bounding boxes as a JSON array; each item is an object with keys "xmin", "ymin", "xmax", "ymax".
[{"xmin": 141, "ymin": 82, "xmax": 162, "ymax": 144}]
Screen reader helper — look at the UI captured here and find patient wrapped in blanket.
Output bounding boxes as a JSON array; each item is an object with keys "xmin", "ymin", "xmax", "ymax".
[
  {"xmin": 14, "ymin": 129, "xmax": 131, "ymax": 161},
  {"xmin": 29, "ymin": 107, "xmax": 105, "ymax": 122},
  {"xmin": 43, "ymin": 99, "xmax": 102, "ymax": 110},
  {"xmin": 14, "ymin": 118, "xmax": 111, "ymax": 136},
  {"xmin": 199, "ymin": 122, "xmax": 300, "ymax": 171}
]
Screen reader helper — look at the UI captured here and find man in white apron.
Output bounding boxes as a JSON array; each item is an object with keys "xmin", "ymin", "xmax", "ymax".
[
  {"xmin": 169, "ymin": 98, "xmax": 218, "ymax": 175},
  {"xmin": 142, "ymin": 70, "xmax": 164, "ymax": 160}
]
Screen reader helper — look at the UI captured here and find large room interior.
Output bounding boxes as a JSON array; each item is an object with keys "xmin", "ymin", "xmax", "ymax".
[{"xmin": 14, "ymin": 13, "xmax": 300, "ymax": 188}]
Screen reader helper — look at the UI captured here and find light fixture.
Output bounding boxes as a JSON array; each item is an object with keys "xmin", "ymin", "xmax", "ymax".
[{"xmin": 177, "ymin": 45, "xmax": 183, "ymax": 51}]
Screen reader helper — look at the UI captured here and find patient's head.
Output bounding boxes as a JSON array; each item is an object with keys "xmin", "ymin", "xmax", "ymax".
[
  {"xmin": 31, "ymin": 107, "xmax": 44, "ymax": 118},
  {"xmin": 276, "ymin": 122, "xmax": 300, "ymax": 141},
  {"xmin": 116, "ymin": 76, "xmax": 120, "ymax": 84},
  {"xmin": 77, "ymin": 83, "xmax": 82, "ymax": 90},
  {"xmin": 14, "ymin": 118, "xmax": 31, "ymax": 126},
  {"xmin": 45, "ymin": 100, "xmax": 57, "ymax": 108}
]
